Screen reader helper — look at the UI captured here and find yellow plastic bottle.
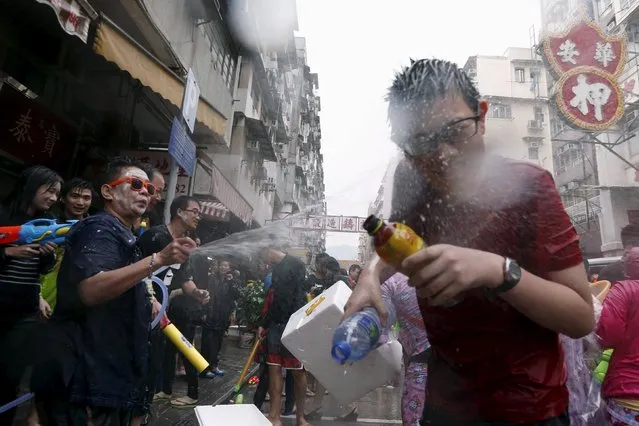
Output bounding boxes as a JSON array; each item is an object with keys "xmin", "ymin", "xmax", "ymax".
[{"xmin": 363, "ymin": 215, "xmax": 426, "ymax": 270}]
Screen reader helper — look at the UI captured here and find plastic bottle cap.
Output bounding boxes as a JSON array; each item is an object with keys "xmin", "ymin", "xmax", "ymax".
[
  {"xmin": 363, "ymin": 215, "xmax": 383, "ymax": 235},
  {"xmin": 331, "ymin": 342, "xmax": 352, "ymax": 364}
]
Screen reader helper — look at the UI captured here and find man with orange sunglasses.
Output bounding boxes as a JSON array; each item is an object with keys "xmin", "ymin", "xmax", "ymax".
[{"xmin": 34, "ymin": 157, "xmax": 196, "ymax": 426}]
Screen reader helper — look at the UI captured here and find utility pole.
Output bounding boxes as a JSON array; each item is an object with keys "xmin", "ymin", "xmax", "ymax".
[{"xmin": 164, "ymin": 69, "xmax": 199, "ymax": 223}]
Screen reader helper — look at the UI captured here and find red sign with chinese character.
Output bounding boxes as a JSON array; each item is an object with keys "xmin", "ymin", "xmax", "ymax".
[
  {"xmin": 0, "ymin": 85, "xmax": 75, "ymax": 171},
  {"xmin": 543, "ymin": 20, "xmax": 626, "ymax": 77},
  {"xmin": 541, "ymin": 16, "xmax": 627, "ymax": 131},
  {"xmin": 556, "ymin": 69, "xmax": 624, "ymax": 131}
]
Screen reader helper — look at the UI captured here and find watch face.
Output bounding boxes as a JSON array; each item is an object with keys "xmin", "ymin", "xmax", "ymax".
[{"xmin": 507, "ymin": 259, "xmax": 522, "ymax": 283}]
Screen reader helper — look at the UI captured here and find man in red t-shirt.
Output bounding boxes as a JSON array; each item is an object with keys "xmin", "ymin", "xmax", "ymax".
[{"xmin": 345, "ymin": 59, "xmax": 594, "ymax": 426}]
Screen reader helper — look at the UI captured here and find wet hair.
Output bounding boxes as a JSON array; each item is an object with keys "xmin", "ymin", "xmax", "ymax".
[
  {"xmin": 61, "ymin": 177, "xmax": 94, "ymax": 199},
  {"xmin": 3, "ymin": 165, "xmax": 63, "ymax": 217},
  {"xmin": 169, "ymin": 195, "xmax": 200, "ymax": 221},
  {"xmin": 387, "ymin": 59, "xmax": 481, "ymax": 140},
  {"xmin": 621, "ymin": 224, "xmax": 639, "ymax": 248},
  {"xmin": 101, "ymin": 156, "xmax": 144, "ymax": 186}
]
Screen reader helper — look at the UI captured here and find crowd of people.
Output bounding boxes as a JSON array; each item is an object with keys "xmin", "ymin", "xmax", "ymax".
[
  {"xmin": 0, "ymin": 159, "xmax": 256, "ymax": 426},
  {"xmin": 0, "ymin": 156, "xmax": 365, "ymax": 426},
  {"xmin": 5, "ymin": 55, "xmax": 639, "ymax": 426}
]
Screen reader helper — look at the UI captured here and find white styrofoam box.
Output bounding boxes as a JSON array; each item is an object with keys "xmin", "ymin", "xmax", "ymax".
[
  {"xmin": 194, "ymin": 404, "xmax": 271, "ymax": 426},
  {"xmin": 281, "ymin": 281, "xmax": 403, "ymax": 405}
]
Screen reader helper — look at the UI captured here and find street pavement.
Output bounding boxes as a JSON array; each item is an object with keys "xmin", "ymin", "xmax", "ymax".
[
  {"xmin": 157, "ymin": 337, "xmax": 403, "ymax": 426},
  {"xmin": 13, "ymin": 336, "xmax": 403, "ymax": 425}
]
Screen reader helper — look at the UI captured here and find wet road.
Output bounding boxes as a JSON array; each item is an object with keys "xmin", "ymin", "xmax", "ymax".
[{"xmin": 278, "ymin": 385, "xmax": 403, "ymax": 426}]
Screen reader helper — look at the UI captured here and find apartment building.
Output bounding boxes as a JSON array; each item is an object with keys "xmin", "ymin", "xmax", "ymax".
[
  {"xmin": 541, "ymin": 0, "xmax": 639, "ymax": 256},
  {"xmin": 463, "ymin": 48, "xmax": 554, "ymax": 173},
  {"xmin": 357, "ymin": 158, "xmax": 397, "ymax": 263}
]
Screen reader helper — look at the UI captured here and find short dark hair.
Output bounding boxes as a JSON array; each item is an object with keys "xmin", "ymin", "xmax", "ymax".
[
  {"xmin": 62, "ymin": 177, "xmax": 94, "ymax": 199},
  {"xmin": 387, "ymin": 58, "xmax": 480, "ymax": 141},
  {"xmin": 140, "ymin": 163, "xmax": 161, "ymax": 181},
  {"xmin": 102, "ymin": 156, "xmax": 144, "ymax": 186},
  {"xmin": 170, "ymin": 195, "xmax": 200, "ymax": 221},
  {"xmin": 621, "ymin": 224, "xmax": 639, "ymax": 248},
  {"xmin": 325, "ymin": 257, "xmax": 340, "ymax": 274},
  {"xmin": 349, "ymin": 264, "xmax": 361, "ymax": 273}
]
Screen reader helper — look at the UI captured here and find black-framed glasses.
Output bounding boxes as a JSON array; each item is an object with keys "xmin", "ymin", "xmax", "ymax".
[{"xmin": 401, "ymin": 115, "xmax": 481, "ymax": 157}]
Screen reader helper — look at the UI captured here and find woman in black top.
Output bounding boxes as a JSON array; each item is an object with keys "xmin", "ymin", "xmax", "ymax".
[{"xmin": 0, "ymin": 165, "xmax": 62, "ymax": 424}]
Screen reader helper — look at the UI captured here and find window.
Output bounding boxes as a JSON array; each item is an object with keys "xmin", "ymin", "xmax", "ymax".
[
  {"xmin": 488, "ymin": 104, "xmax": 512, "ymax": 119},
  {"xmin": 515, "ymin": 68, "xmax": 526, "ymax": 83},
  {"xmin": 528, "ymin": 146, "xmax": 539, "ymax": 160},
  {"xmin": 534, "ymin": 106, "xmax": 544, "ymax": 122}
]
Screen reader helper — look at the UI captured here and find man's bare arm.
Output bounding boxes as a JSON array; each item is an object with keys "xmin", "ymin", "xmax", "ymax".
[
  {"xmin": 79, "ymin": 255, "xmax": 162, "ymax": 306},
  {"xmin": 499, "ymin": 264, "xmax": 594, "ymax": 338}
]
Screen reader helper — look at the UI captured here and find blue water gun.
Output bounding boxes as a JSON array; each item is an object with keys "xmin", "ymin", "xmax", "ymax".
[{"xmin": 0, "ymin": 219, "xmax": 79, "ymax": 246}]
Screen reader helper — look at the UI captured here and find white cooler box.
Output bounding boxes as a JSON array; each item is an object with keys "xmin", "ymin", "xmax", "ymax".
[
  {"xmin": 281, "ymin": 281, "xmax": 403, "ymax": 405},
  {"xmin": 195, "ymin": 405, "xmax": 271, "ymax": 426}
]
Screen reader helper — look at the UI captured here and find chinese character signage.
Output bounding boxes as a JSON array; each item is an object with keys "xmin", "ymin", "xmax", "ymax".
[
  {"xmin": 541, "ymin": 16, "xmax": 627, "ymax": 131},
  {"xmin": 0, "ymin": 85, "xmax": 75, "ymax": 170},
  {"xmin": 340, "ymin": 216, "xmax": 359, "ymax": 232},
  {"xmin": 290, "ymin": 215, "xmax": 369, "ymax": 232},
  {"xmin": 121, "ymin": 150, "xmax": 190, "ymax": 197}
]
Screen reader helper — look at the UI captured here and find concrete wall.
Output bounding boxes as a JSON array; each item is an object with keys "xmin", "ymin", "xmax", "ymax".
[
  {"xmin": 484, "ymin": 102, "xmax": 554, "ymax": 173},
  {"xmin": 141, "ymin": 0, "xmax": 234, "ymax": 135}
]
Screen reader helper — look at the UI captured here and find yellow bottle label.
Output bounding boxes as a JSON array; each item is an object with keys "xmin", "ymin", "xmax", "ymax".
[{"xmin": 377, "ymin": 223, "xmax": 426, "ymax": 269}]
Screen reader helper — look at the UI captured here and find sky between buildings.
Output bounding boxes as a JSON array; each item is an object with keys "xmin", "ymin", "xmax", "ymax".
[{"xmin": 295, "ymin": 0, "xmax": 543, "ymax": 258}]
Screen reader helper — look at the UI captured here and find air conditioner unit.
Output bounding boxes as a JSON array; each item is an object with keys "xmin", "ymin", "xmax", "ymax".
[{"xmin": 528, "ymin": 120, "xmax": 543, "ymax": 130}]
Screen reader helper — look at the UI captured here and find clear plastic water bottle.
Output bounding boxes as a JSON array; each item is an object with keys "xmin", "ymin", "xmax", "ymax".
[{"xmin": 331, "ymin": 303, "xmax": 396, "ymax": 364}]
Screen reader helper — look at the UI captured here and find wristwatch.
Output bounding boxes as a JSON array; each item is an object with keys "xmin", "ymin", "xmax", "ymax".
[{"xmin": 492, "ymin": 257, "xmax": 522, "ymax": 294}]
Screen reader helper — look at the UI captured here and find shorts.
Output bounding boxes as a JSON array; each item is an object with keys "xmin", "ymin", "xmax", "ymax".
[{"xmin": 266, "ymin": 324, "xmax": 303, "ymax": 370}]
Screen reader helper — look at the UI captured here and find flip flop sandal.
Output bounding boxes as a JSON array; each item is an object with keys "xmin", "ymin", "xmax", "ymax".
[
  {"xmin": 153, "ymin": 392, "xmax": 171, "ymax": 401},
  {"xmin": 170, "ymin": 396, "xmax": 198, "ymax": 408}
]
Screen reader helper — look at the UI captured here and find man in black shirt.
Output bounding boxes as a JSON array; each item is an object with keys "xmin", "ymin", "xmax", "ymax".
[
  {"xmin": 136, "ymin": 195, "xmax": 208, "ymax": 423},
  {"xmin": 34, "ymin": 157, "xmax": 196, "ymax": 426},
  {"xmin": 201, "ymin": 258, "xmax": 240, "ymax": 378},
  {"xmin": 258, "ymin": 249, "xmax": 309, "ymax": 426}
]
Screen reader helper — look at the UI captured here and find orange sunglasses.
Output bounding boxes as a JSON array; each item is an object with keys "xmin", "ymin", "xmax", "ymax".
[{"xmin": 107, "ymin": 177, "xmax": 157, "ymax": 196}]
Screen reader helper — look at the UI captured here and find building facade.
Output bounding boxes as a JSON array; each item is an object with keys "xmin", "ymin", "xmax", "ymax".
[
  {"xmin": 357, "ymin": 158, "xmax": 397, "ymax": 263},
  {"xmin": 0, "ymin": 0, "xmax": 325, "ymax": 249},
  {"xmin": 463, "ymin": 48, "xmax": 554, "ymax": 173},
  {"xmin": 540, "ymin": 0, "xmax": 639, "ymax": 256}
]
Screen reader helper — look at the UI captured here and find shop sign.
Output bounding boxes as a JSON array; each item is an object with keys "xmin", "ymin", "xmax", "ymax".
[
  {"xmin": 35, "ymin": 0, "xmax": 92, "ymax": 43},
  {"xmin": 0, "ymin": 85, "xmax": 75, "ymax": 170},
  {"xmin": 181, "ymin": 69, "xmax": 200, "ymax": 134},
  {"xmin": 168, "ymin": 117, "xmax": 196, "ymax": 176},
  {"xmin": 121, "ymin": 150, "xmax": 190, "ymax": 197},
  {"xmin": 541, "ymin": 16, "xmax": 627, "ymax": 131}
]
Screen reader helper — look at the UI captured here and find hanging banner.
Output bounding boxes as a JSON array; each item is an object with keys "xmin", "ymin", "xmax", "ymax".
[
  {"xmin": 35, "ymin": 0, "xmax": 92, "ymax": 43},
  {"xmin": 289, "ymin": 215, "xmax": 369, "ymax": 233},
  {"xmin": 541, "ymin": 14, "xmax": 627, "ymax": 131}
]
